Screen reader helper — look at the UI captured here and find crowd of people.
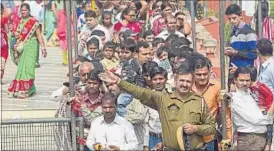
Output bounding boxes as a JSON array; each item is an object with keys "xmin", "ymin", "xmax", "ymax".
[{"xmin": 1, "ymin": 0, "xmax": 274, "ymax": 151}]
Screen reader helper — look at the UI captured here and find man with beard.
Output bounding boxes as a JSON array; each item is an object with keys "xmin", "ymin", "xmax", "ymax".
[
  {"xmin": 99, "ymin": 64, "xmax": 216, "ymax": 150},
  {"xmin": 86, "ymin": 93, "xmax": 138, "ymax": 150},
  {"xmin": 192, "ymin": 57, "xmax": 232, "ymax": 151},
  {"xmin": 229, "ymin": 67, "xmax": 273, "ymax": 151}
]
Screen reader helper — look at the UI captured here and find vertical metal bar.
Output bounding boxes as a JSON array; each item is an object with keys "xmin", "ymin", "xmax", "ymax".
[
  {"xmin": 79, "ymin": 117, "xmax": 84, "ymax": 151},
  {"xmin": 65, "ymin": 0, "xmax": 77, "ymax": 150},
  {"xmin": 258, "ymin": 0, "xmax": 262, "ymax": 39},
  {"xmin": 219, "ymin": 0, "xmax": 227, "ymax": 140},
  {"xmin": 203, "ymin": 0, "xmax": 207, "ymax": 19},
  {"xmin": 73, "ymin": 0, "xmax": 79, "ymax": 60},
  {"xmin": 238, "ymin": 0, "xmax": 242, "ymax": 9},
  {"xmin": 190, "ymin": 0, "xmax": 196, "ymax": 50}
]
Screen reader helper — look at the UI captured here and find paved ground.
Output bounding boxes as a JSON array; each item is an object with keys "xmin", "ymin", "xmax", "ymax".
[{"xmin": 1, "ymin": 47, "xmax": 69, "ymax": 119}]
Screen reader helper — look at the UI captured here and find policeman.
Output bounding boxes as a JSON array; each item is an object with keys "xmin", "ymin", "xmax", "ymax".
[{"xmin": 99, "ymin": 64, "xmax": 216, "ymax": 150}]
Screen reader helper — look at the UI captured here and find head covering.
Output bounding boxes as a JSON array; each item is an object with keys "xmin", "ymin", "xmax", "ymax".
[{"xmin": 86, "ymin": 35, "xmax": 103, "ymax": 50}]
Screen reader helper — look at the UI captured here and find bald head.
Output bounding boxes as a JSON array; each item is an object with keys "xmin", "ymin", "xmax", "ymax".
[{"xmin": 79, "ymin": 62, "xmax": 93, "ymax": 83}]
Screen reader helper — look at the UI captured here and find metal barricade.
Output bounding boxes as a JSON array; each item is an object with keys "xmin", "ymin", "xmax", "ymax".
[{"xmin": 1, "ymin": 117, "xmax": 84, "ymax": 151}]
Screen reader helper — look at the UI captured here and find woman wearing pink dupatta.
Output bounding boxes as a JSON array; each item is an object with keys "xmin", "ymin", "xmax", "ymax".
[{"xmin": 53, "ymin": 0, "xmax": 74, "ymax": 65}]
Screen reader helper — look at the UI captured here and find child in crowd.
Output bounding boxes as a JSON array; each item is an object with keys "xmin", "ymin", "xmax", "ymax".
[
  {"xmin": 85, "ymin": 37, "xmax": 102, "ymax": 61},
  {"xmin": 100, "ymin": 41, "xmax": 119, "ymax": 72}
]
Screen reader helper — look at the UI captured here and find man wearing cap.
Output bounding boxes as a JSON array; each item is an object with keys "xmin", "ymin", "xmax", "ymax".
[{"xmin": 99, "ymin": 65, "xmax": 216, "ymax": 150}]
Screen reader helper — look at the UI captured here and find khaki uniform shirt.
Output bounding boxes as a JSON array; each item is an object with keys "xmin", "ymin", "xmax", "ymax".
[{"xmin": 118, "ymin": 80, "xmax": 216, "ymax": 150}]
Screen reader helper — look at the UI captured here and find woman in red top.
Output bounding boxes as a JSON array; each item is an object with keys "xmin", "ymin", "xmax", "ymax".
[
  {"xmin": 114, "ymin": 7, "xmax": 141, "ymax": 41},
  {"xmin": 1, "ymin": 3, "xmax": 9, "ymax": 81},
  {"xmin": 152, "ymin": 1, "xmax": 172, "ymax": 36}
]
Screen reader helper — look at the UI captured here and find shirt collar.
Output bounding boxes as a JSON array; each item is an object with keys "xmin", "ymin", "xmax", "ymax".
[
  {"xmin": 233, "ymin": 87, "xmax": 252, "ymax": 98},
  {"xmin": 192, "ymin": 79, "xmax": 217, "ymax": 95},
  {"xmin": 237, "ymin": 21, "xmax": 246, "ymax": 29},
  {"xmin": 262, "ymin": 57, "xmax": 274, "ymax": 69},
  {"xmin": 101, "ymin": 114, "xmax": 122, "ymax": 125}
]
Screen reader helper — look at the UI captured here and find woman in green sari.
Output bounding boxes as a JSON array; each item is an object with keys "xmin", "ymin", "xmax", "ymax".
[
  {"xmin": 44, "ymin": 0, "xmax": 56, "ymax": 41},
  {"xmin": 8, "ymin": 3, "xmax": 47, "ymax": 99}
]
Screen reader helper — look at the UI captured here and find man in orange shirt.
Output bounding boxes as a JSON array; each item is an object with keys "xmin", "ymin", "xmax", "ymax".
[{"xmin": 192, "ymin": 57, "xmax": 232, "ymax": 150}]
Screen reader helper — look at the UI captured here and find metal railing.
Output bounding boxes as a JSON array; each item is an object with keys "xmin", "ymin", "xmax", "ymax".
[{"xmin": 1, "ymin": 117, "xmax": 84, "ymax": 151}]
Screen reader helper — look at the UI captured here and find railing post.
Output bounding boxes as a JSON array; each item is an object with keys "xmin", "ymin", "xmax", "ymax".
[
  {"xmin": 258, "ymin": 0, "xmax": 262, "ymax": 39},
  {"xmin": 65, "ymin": 0, "xmax": 77, "ymax": 150},
  {"xmin": 190, "ymin": 0, "xmax": 196, "ymax": 50},
  {"xmin": 203, "ymin": 0, "xmax": 207, "ymax": 19},
  {"xmin": 73, "ymin": 0, "xmax": 79, "ymax": 60},
  {"xmin": 79, "ymin": 117, "xmax": 85, "ymax": 151},
  {"xmin": 219, "ymin": 0, "xmax": 227, "ymax": 140}
]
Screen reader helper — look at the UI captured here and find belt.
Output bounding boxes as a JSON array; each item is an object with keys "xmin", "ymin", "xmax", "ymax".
[
  {"xmin": 238, "ymin": 132, "xmax": 266, "ymax": 137},
  {"xmin": 149, "ymin": 131, "xmax": 162, "ymax": 138}
]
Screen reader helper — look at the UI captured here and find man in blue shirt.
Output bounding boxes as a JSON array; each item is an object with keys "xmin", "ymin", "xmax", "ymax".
[
  {"xmin": 257, "ymin": 38, "xmax": 274, "ymax": 95},
  {"xmin": 225, "ymin": 4, "xmax": 257, "ymax": 89},
  {"xmin": 225, "ymin": 4, "xmax": 257, "ymax": 68}
]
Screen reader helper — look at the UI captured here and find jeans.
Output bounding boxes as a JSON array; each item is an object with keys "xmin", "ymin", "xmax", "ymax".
[
  {"xmin": 84, "ymin": 145, "xmax": 90, "ymax": 151},
  {"xmin": 149, "ymin": 135, "xmax": 162, "ymax": 150},
  {"xmin": 205, "ymin": 137, "xmax": 217, "ymax": 151}
]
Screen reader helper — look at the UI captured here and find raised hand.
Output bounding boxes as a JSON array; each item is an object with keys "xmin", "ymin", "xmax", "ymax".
[{"xmin": 99, "ymin": 71, "xmax": 120, "ymax": 84}]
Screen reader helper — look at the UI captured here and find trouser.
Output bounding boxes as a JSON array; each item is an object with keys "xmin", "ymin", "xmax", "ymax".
[
  {"xmin": 237, "ymin": 132, "xmax": 266, "ymax": 151},
  {"xmin": 205, "ymin": 137, "xmax": 218, "ymax": 151},
  {"xmin": 62, "ymin": 50, "xmax": 68, "ymax": 65}
]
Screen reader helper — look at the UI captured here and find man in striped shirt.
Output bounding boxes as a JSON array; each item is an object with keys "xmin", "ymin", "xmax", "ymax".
[
  {"xmin": 225, "ymin": 4, "xmax": 258, "ymax": 89},
  {"xmin": 225, "ymin": 4, "xmax": 257, "ymax": 68}
]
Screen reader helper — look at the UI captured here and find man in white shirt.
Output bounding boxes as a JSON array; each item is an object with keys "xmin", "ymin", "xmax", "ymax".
[
  {"xmin": 156, "ymin": 14, "xmax": 192, "ymax": 43},
  {"xmin": 86, "ymin": 93, "xmax": 138, "ymax": 150},
  {"xmin": 230, "ymin": 67, "xmax": 272, "ymax": 151},
  {"xmin": 78, "ymin": 10, "xmax": 111, "ymax": 55}
]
